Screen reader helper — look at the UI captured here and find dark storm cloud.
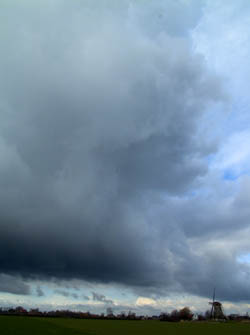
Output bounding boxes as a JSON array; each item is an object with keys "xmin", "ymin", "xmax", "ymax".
[
  {"xmin": 2, "ymin": 0, "xmax": 246, "ymax": 303},
  {"xmin": 138, "ymin": 174, "xmax": 250, "ymax": 302},
  {"xmin": 92, "ymin": 292, "xmax": 114, "ymax": 305},
  {"xmin": 36, "ymin": 286, "xmax": 44, "ymax": 297},
  {"xmin": 0, "ymin": 274, "xmax": 30, "ymax": 295},
  {"xmin": 54, "ymin": 289, "xmax": 79, "ymax": 299}
]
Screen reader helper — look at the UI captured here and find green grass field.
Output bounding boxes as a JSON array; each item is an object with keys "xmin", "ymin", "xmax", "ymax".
[{"xmin": 1, "ymin": 316, "xmax": 250, "ymax": 334}]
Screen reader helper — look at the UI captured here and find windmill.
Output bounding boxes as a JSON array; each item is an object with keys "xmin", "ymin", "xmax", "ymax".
[{"xmin": 209, "ymin": 288, "xmax": 225, "ymax": 320}]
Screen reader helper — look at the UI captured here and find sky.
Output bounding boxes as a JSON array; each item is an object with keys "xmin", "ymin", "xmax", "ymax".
[{"xmin": 1, "ymin": 0, "xmax": 250, "ymax": 316}]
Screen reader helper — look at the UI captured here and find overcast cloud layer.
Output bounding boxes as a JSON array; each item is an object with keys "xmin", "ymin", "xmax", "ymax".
[{"xmin": 1, "ymin": 0, "xmax": 250, "ymax": 309}]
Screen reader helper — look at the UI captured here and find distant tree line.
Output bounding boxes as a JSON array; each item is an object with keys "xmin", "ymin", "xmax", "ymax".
[
  {"xmin": 160, "ymin": 307, "xmax": 193, "ymax": 322},
  {"xmin": 0, "ymin": 306, "xmax": 140, "ymax": 320},
  {"xmin": 0, "ymin": 305, "xmax": 249, "ymax": 322}
]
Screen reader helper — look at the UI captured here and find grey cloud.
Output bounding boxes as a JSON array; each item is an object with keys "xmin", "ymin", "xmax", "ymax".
[
  {"xmin": 129, "ymin": 0, "xmax": 206, "ymax": 37},
  {"xmin": 54, "ymin": 289, "xmax": 79, "ymax": 299},
  {"xmin": 0, "ymin": 0, "xmax": 234, "ymax": 303},
  {"xmin": 140, "ymin": 175, "xmax": 250, "ymax": 302},
  {"xmin": 0, "ymin": 274, "xmax": 30, "ymax": 295},
  {"xmin": 82, "ymin": 295, "xmax": 90, "ymax": 301},
  {"xmin": 36, "ymin": 286, "xmax": 44, "ymax": 297},
  {"xmin": 92, "ymin": 292, "xmax": 114, "ymax": 305}
]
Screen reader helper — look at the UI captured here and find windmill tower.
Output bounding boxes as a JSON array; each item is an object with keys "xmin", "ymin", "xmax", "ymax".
[{"xmin": 209, "ymin": 288, "xmax": 225, "ymax": 320}]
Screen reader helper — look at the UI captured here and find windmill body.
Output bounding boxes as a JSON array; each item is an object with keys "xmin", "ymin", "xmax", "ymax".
[
  {"xmin": 209, "ymin": 301, "xmax": 225, "ymax": 319},
  {"xmin": 209, "ymin": 288, "xmax": 226, "ymax": 320}
]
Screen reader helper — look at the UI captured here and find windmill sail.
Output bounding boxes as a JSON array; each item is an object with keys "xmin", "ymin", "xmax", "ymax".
[{"xmin": 210, "ymin": 287, "xmax": 215, "ymax": 318}]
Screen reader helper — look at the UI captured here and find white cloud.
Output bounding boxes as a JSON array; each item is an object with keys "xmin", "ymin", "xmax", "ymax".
[{"xmin": 136, "ymin": 297, "xmax": 157, "ymax": 307}]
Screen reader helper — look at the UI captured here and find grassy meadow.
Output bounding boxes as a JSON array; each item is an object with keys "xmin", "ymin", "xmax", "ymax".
[{"xmin": 1, "ymin": 316, "xmax": 250, "ymax": 335}]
